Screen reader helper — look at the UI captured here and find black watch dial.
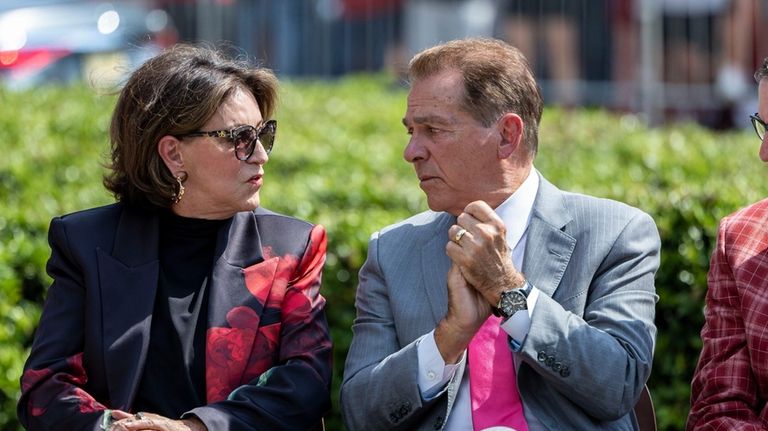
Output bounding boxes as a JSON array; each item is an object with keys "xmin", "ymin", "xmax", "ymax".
[{"xmin": 499, "ymin": 289, "xmax": 527, "ymax": 318}]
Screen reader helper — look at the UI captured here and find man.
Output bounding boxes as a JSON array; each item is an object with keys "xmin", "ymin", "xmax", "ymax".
[
  {"xmin": 687, "ymin": 57, "xmax": 768, "ymax": 430},
  {"xmin": 341, "ymin": 38, "xmax": 660, "ymax": 430}
]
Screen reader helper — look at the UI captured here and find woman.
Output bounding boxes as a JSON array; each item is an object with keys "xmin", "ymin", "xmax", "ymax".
[{"xmin": 17, "ymin": 44, "xmax": 332, "ymax": 431}]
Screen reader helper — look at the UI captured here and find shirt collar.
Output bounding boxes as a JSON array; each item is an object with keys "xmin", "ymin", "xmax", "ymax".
[{"xmin": 494, "ymin": 167, "xmax": 539, "ymax": 251}]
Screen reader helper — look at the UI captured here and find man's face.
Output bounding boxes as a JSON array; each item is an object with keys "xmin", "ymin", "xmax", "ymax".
[
  {"xmin": 758, "ymin": 79, "xmax": 768, "ymax": 162},
  {"xmin": 402, "ymin": 69, "xmax": 502, "ymax": 215}
]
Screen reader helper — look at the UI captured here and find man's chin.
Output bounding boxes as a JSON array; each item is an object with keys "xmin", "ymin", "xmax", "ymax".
[{"xmin": 426, "ymin": 197, "xmax": 462, "ymax": 216}]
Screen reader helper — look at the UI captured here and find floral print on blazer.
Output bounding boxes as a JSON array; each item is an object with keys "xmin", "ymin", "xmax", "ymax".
[{"xmin": 18, "ymin": 204, "xmax": 332, "ymax": 431}]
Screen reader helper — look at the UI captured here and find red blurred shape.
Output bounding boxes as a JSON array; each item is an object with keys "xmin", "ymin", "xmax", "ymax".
[{"xmin": 0, "ymin": 49, "xmax": 71, "ymax": 71}]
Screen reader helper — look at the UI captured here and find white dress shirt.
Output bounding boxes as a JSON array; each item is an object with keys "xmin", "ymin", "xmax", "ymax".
[{"xmin": 416, "ymin": 168, "xmax": 545, "ymax": 430}]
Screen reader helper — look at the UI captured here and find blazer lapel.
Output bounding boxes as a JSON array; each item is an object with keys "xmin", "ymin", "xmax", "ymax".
[
  {"xmin": 421, "ymin": 214, "xmax": 455, "ymax": 325},
  {"xmin": 99, "ymin": 206, "xmax": 159, "ymax": 410},
  {"xmin": 522, "ymin": 175, "xmax": 576, "ymax": 298},
  {"xmin": 207, "ymin": 211, "xmax": 267, "ymax": 328},
  {"xmin": 205, "ymin": 211, "xmax": 274, "ymax": 402}
]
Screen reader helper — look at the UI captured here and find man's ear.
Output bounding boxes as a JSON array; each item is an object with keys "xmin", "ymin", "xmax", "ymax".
[
  {"xmin": 497, "ymin": 113, "xmax": 524, "ymax": 159},
  {"xmin": 158, "ymin": 135, "xmax": 184, "ymax": 173}
]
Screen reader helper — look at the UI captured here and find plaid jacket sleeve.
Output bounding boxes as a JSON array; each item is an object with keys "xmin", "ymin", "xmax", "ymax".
[{"xmin": 687, "ymin": 199, "xmax": 768, "ymax": 430}]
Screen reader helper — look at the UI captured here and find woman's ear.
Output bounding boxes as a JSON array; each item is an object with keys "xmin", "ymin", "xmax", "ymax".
[
  {"xmin": 497, "ymin": 113, "xmax": 524, "ymax": 159},
  {"xmin": 158, "ymin": 135, "xmax": 184, "ymax": 173}
]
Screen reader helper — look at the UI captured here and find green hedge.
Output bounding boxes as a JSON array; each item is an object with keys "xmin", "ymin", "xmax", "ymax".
[{"xmin": 1, "ymin": 76, "xmax": 766, "ymax": 430}]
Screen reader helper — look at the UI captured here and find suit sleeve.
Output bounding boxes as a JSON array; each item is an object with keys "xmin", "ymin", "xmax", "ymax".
[
  {"xmin": 687, "ymin": 217, "xmax": 766, "ymax": 430},
  {"xmin": 188, "ymin": 224, "xmax": 333, "ymax": 431},
  {"xmin": 519, "ymin": 211, "xmax": 659, "ymax": 420},
  {"xmin": 340, "ymin": 232, "xmax": 443, "ymax": 431},
  {"xmin": 17, "ymin": 217, "xmax": 107, "ymax": 431}
]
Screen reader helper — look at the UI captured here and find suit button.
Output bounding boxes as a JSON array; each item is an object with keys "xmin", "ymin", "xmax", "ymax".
[
  {"xmin": 552, "ymin": 362, "xmax": 561, "ymax": 372},
  {"xmin": 545, "ymin": 356, "xmax": 554, "ymax": 367},
  {"xmin": 560, "ymin": 366, "xmax": 571, "ymax": 378},
  {"xmin": 537, "ymin": 351, "xmax": 547, "ymax": 362}
]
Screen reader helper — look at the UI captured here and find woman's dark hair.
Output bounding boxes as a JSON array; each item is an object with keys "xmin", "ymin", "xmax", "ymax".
[{"xmin": 103, "ymin": 43, "xmax": 278, "ymax": 208}]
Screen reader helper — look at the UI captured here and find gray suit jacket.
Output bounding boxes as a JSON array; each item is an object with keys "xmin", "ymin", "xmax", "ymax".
[{"xmin": 341, "ymin": 173, "xmax": 660, "ymax": 430}]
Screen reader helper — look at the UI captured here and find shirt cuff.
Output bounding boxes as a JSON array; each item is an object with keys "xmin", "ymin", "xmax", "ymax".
[
  {"xmin": 416, "ymin": 330, "xmax": 463, "ymax": 399},
  {"xmin": 501, "ymin": 286, "xmax": 539, "ymax": 351}
]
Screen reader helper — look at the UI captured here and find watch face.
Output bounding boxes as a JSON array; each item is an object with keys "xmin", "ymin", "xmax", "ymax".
[{"xmin": 500, "ymin": 290, "xmax": 527, "ymax": 317}]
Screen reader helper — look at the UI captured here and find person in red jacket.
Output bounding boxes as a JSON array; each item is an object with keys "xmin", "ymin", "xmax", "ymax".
[{"xmin": 687, "ymin": 55, "xmax": 768, "ymax": 429}]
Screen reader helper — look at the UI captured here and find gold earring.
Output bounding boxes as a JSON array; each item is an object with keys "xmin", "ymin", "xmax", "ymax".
[{"xmin": 172, "ymin": 173, "xmax": 186, "ymax": 204}]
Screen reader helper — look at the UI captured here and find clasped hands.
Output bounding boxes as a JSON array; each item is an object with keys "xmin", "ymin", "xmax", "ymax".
[
  {"xmin": 106, "ymin": 410, "xmax": 206, "ymax": 431},
  {"xmin": 435, "ymin": 201, "xmax": 525, "ymax": 363}
]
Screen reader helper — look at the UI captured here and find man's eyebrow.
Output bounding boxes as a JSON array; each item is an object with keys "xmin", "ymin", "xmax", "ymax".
[{"xmin": 403, "ymin": 115, "xmax": 454, "ymax": 127}]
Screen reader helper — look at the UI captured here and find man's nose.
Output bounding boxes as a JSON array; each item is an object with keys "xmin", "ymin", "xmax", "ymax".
[{"xmin": 404, "ymin": 134, "xmax": 427, "ymax": 163}]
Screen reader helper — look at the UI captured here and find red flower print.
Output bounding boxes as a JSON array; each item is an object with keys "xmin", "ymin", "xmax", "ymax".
[
  {"xmin": 71, "ymin": 387, "xmax": 105, "ymax": 413},
  {"xmin": 23, "ymin": 353, "xmax": 105, "ymax": 417},
  {"xmin": 206, "ymin": 327, "xmax": 255, "ymax": 402},
  {"xmin": 244, "ymin": 324, "xmax": 280, "ymax": 381},
  {"xmin": 226, "ymin": 306, "xmax": 259, "ymax": 329},
  {"xmin": 282, "ymin": 290, "xmax": 312, "ymax": 325},
  {"xmin": 21, "ymin": 368, "xmax": 53, "ymax": 393},
  {"xmin": 243, "ymin": 258, "xmax": 278, "ymax": 304}
]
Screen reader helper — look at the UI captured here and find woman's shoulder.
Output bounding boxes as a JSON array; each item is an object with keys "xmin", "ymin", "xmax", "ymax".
[
  {"xmin": 720, "ymin": 198, "xmax": 768, "ymax": 236},
  {"xmin": 248, "ymin": 207, "xmax": 321, "ymax": 255},
  {"xmin": 252, "ymin": 207, "xmax": 315, "ymax": 231},
  {"xmin": 54, "ymin": 202, "xmax": 125, "ymax": 228}
]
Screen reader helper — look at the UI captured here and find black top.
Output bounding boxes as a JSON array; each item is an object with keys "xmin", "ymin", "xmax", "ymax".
[{"xmin": 133, "ymin": 210, "xmax": 227, "ymax": 418}]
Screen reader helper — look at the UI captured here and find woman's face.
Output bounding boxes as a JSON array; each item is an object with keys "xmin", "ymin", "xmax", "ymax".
[{"xmin": 175, "ymin": 87, "xmax": 270, "ymax": 219}]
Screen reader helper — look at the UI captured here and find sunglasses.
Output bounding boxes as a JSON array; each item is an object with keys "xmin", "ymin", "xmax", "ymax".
[
  {"xmin": 177, "ymin": 120, "xmax": 277, "ymax": 161},
  {"xmin": 750, "ymin": 113, "xmax": 766, "ymax": 141}
]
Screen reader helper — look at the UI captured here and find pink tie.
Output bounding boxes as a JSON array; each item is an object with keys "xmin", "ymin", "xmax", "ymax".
[{"xmin": 468, "ymin": 315, "xmax": 529, "ymax": 431}]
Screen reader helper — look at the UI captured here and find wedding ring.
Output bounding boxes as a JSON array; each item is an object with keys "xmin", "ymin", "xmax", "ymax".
[{"xmin": 453, "ymin": 228, "xmax": 467, "ymax": 243}]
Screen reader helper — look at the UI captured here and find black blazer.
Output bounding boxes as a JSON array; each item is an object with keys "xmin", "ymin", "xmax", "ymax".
[{"xmin": 18, "ymin": 203, "xmax": 332, "ymax": 430}]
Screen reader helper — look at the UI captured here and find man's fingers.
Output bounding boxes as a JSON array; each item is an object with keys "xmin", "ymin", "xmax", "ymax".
[{"xmin": 463, "ymin": 200, "xmax": 500, "ymax": 223}]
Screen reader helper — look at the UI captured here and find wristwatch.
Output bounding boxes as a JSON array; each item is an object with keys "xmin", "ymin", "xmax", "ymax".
[{"xmin": 493, "ymin": 278, "xmax": 531, "ymax": 319}]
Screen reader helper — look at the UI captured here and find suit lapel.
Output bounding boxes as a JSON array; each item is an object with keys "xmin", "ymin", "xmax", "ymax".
[
  {"xmin": 522, "ymin": 175, "xmax": 576, "ymax": 298},
  {"xmin": 205, "ymin": 211, "xmax": 273, "ymax": 402},
  {"xmin": 207, "ymin": 211, "xmax": 266, "ymax": 328},
  {"xmin": 98, "ymin": 206, "xmax": 159, "ymax": 410},
  {"xmin": 421, "ymin": 214, "xmax": 454, "ymax": 325}
]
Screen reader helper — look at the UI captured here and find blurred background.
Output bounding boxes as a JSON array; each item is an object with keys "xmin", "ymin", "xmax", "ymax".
[{"xmin": 2, "ymin": 0, "xmax": 768, "ymax": 130}]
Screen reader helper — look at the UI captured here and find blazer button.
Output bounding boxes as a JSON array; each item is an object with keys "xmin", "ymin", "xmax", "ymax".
[
  {"xmin": 537, "ymin": 351, "xmax": 547, "ymax": 362},
  {"xmin": 545, "ymin": 356, "xmax": 555, "ymax": 367},
  {"xmin": 560, "ymin": 366, "xmax": 571, "ymax": 378},
  {"xmin": 552, "ymin": 362, "xmax": 562, "ymax": 372}
]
